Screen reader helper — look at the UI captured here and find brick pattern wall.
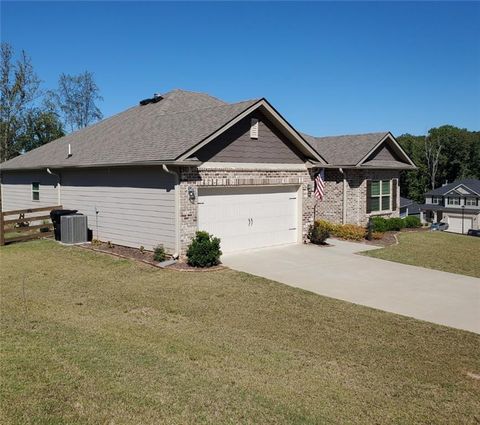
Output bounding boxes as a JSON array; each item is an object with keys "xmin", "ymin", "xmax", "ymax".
[
  {"xmin": 178, "ymin": 166, "xmax": 316, "ymax": 254},
  {"xmin": 315, "ymin": 169, "xmax": 400, "ymax": 225}
]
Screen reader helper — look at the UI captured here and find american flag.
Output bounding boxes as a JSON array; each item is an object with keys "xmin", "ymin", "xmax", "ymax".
[{"xmin": 314, "ymin": 169, "xmax": 325, "ymax": 201}]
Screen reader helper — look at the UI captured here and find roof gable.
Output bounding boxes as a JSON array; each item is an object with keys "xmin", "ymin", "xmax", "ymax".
[
  {"xmin": 359, "ymin": 134, "xmax": 415, "ymax": 168},
  {"xmin": 303, "ymin": 131, "xmax": 415, "ymax": 168},
  {"xmin": 178, "ymin": 99, "xmax": 326, "ymax": 164},
  {"xmin": 425, "ymin": 179, "xmax": 480, "ymax": 196},
  {"xmin": 193, "ymin": 110, "xmax": 306, "ymax": 164}
]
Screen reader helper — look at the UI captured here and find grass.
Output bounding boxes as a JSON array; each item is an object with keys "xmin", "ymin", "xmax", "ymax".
[
  {"xmin": 1, "ymin": 240, "xmax": 479, "ymax": 424},
  {"xmin": 363, "ymin": 231, "xmax": 480, "ymax": 278}
]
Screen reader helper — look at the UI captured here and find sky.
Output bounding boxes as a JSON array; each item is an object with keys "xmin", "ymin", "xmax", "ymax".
[{"xmin": 1, "ymin": 1, "xmax": 479, "ymax": 137}]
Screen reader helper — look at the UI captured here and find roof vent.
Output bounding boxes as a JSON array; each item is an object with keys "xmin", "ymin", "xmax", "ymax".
[{"xmin": 139, "ymin": 93, "xmax": 163, "ymax": 106}]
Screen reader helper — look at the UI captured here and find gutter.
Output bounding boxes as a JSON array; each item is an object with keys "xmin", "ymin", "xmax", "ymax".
[
  {"xmin": 0, "ymin": 160, "xmax": 202, "ymax": 172},
  {"xmin": 307, "ymin": 163, "xmax": 417, "ymax": 170},
  {"xmin": 339, "ymin": 168, "xmax": 347, "ymax": 224},
  {"xmin": 46, "ymin": 168, "xmax": 62, "ymax": 205},
  {"xmin": 162, "ymin": 164, "xmax": 180, "ymax": 259}
]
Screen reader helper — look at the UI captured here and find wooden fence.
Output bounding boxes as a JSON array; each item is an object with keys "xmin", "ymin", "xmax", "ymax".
[{"xmin": 0, "ymin": 205, "xmax": 62, "ymax": 246}]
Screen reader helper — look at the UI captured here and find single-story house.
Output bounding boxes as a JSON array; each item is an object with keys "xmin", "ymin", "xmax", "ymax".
[
  {"xmin": 420, "ymin": 179, "xmax": 480, "ymax": 234},
  {"xmin": 0, "ymin": 89, "xmax": 416, "ymax": 255},
  {"xmin": 399, "ymin": 197, "xmax": 421, "ymax": 218}
]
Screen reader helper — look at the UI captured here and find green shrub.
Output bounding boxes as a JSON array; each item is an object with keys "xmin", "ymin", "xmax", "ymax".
[
  {"xmin": 371, "ymin": 216, "xmax": 388, "ymax": 232},
  {"xmin": 308, "ymin": 223, "xmax": 330, "ymax": 245},
  {"xmin": 404, "ymin": 216, "xmax": 421, "ymax": 228},
  {"xmin": 186, "ymin": 231, "xmax": 222, "ymax": 268},
  {"xmin": 386, "ymin": 217, "xmax": 405, "ymax": 231},
  {"xmin": 153, "ymin": 245, "xmax": 166, "ymax": 262}
]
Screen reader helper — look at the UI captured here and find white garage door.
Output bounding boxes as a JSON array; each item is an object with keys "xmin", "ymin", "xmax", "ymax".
[
  {"xmin": 198, "ymin": 186, "xmax": 299, "ymax": 253},
  {"xmin": 447, "ymin": 215, "xmax": 472, "ymax": 234}
]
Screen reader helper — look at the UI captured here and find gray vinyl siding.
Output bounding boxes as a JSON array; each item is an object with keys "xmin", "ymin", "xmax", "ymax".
[
  {"xmin": 1, "ymin": 171, "xmax": 59, "ymax": 211},
  {"xmin": 194, "ymin": 112, "xmax": 305, "ymax": 164},
  {"xmin": 1, "ymin": 167, "xmax": 176, "ymax": 252},
  {"xmin": 61, "ymin": 167, "xmax": 176, "ymax": 251}
]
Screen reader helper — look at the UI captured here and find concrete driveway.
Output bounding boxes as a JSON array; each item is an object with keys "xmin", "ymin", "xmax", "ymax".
[{"xmin": 222, "ymin": 240, "xmax": 480, "ymax": 334}]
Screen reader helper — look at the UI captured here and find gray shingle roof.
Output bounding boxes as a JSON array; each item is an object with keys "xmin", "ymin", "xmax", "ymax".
[
  {"xmin": 400, "ymin": 197, "xmax": 414, "ymax": 208},
  {"xmin": 0, "ymin": 88, "xmax": 414, "ymax": 171},
  {"xmin": 425, "ymin": 179, "xmax": 480, "ymax": 196},
  {"xmin": 0, "ymin": 89, "xmax": 259, "ymax": 170},
  {"xmin": 302, "ymin": 132, "xmax": 389, "ymax": 166}
]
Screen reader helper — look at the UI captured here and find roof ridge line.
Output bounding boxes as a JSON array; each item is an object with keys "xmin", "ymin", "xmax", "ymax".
[
  {"xmin": 149, "ymin": 98, "xmax": 260, "ymax": 118},
  {"xmin": 167, "ymin": 88, "xmax": 228, "ymax": 105},
  {"xmin": 313, "ymin": 131, "xmax": 389, "ymax": 140}
]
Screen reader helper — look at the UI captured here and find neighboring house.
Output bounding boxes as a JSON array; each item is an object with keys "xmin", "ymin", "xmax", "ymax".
[
  {"xmin": 0, "ymin": 89, "xmax": 415, "ymax": 255},
  {"xmin": 399, "ymin": 197, "xmax": 421, "ymax": 218},
  {"xmin": 420, "ymin": 179, "xmax": 480, "ymax": 234}
]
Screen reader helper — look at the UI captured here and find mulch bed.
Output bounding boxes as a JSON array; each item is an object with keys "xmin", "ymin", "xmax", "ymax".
[
  {"xmin": 167, "ymin": 262, "xmax": 226, "ymax": 272},
  {"xmin": 332, "ymin": 227, "xmax": 429, "ymax": 247},
  {"xmin": 79, "ymin": 242, "xmax": 224, "ymax": 272}
]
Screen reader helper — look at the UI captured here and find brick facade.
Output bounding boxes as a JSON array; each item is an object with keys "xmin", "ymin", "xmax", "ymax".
[
  {"xmin": 315, "ymin": 168, "xmax": 400, "ymax": 225},
  {"xmin": 177, "ymin": 166, "xmax": 400, "ymax": 255}
]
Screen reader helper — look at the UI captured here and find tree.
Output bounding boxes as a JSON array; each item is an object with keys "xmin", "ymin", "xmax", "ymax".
[
  {"xmin": 424, "ymin": 133, "xmax": 443, "ymax": 190},
  {"xmin": 17, "ymin": 109, "xmax": 64, "ymax": 153},
  {"xmin": 399, "ymin": 126, "xmax": 480, "ymax": 202},
  {"xmin": 398, "ymin": 133, "xmax": 429, "ymax": 202},
  {"xmin": 49, "ymin": 71, "xmax": 103, "ymax": 131},
  {"xmin": 0, "ymin": 43, "xmax": 41, "ymax": 162}
]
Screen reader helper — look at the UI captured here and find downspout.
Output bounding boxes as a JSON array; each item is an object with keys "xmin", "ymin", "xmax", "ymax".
[
  {"xmin": 339, "ymin": 168, "xmax": 347, "ymax": 225},
  {"xmin": 162, "ymin": 164, "xmax": 180, "ymax": 259},
  {"xmin": 46, "ymin": 168, "xmax": 61, "ymax": 206}
]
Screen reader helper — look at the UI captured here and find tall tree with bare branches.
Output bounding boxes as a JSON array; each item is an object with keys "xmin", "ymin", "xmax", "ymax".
[
  {"xmin": 48, "ymin": 71, "xmax": 103, "ymax": 132},
  {"xmin": 424, "ymin": 134, "xmax": 443, "ymax": 190},
  {"xmin": 0, "ymin": 43, "xmax": 41, "ymax": 162}
]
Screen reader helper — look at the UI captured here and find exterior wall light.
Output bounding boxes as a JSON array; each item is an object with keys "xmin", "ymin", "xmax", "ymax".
[{"xmin": 188, "ymin": 186, "xmax": 196, "ymax": 201}]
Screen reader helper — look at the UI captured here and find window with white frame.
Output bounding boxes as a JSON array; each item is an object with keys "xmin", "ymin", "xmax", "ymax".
[
  {"xmin": 465, "ymin": 198, "xmax": 477, "ymax": 206},
  {"xmin": 447, "ymin": 197, "xmax": 460, "ymax": 205},
  {"xmin": 32, "ymin": 182, "xmax": 40, "ymax": 201},
  {"xmin": 368, "ymin": 180, "xmax": 391, "ymax": 212},
  {"xmin": 432, "ymin": 196, "xmax": 441, "ymax": 205}
]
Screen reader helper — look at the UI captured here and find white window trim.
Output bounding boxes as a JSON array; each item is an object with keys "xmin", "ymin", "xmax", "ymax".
[
  {"xmin": 32, "ymin": 182, "xmax": 40, "ymax": 202},
  {"xmin": 465, "ymin": 197, "xmax": 477, "ymax": 206},
  {"xmin": 447, "ymin": 197, "xmax": 460, "ymax": 206}
]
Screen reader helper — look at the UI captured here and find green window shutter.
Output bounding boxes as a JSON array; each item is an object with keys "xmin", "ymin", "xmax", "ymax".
[
  {"xmin": 366, "ymin": 180, "xmax": 372, "ymax": 213},
  {"xmin": 392, "ymin": 179, "xmax": 397, "ymax": 211}
]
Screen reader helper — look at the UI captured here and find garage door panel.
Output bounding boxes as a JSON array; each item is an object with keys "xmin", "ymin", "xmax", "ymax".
[
  {"xmin": 447, "ymin": 215, "xmax": 473, "ymax": 234},
  {"xmin": 198, "ymin": 186, "xmax": 299, "ymax": 253}
]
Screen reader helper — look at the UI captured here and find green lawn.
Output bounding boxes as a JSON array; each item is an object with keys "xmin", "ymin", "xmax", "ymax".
[
  {"xmin": 1, "ymin": 240, "xmax": 479, "ymax": 424},
  {"xmin": 363, "ymin": 231, "xmax": 480, "ymax": 278}
]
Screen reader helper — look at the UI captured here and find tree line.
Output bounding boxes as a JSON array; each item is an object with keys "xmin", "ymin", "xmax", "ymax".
[
  {"xmin": 398, "ymin": 126, "xmax": 480, "ymax": 202},
  {"xmin": 0, "ymin": 43, "xmax": 103, "ymax": 162}
]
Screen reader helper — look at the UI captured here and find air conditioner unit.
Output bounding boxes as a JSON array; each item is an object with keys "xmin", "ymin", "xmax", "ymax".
[{"xmin": 60, "ymin": 214, "xmax": 88, "ymax": 244}]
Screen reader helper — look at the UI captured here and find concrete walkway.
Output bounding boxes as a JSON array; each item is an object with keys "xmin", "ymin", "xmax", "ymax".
[{"xmin": 222, "ymin": 240, "xmax": 480, "ymax": 334}]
